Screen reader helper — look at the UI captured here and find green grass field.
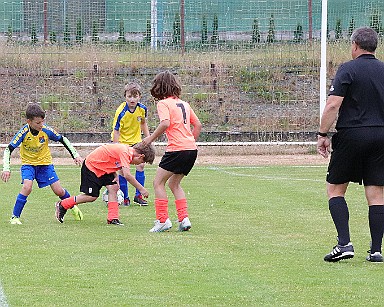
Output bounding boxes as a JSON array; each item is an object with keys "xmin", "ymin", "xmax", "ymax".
[{"xmin": 1, "ymin": 163, "xmax": 384, "ymax": 306}]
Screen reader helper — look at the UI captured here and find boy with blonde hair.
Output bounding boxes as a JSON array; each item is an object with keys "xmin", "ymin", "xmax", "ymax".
[{"xmin": 111, "ymin": 82, "xmax": 150, "ymax": 206}]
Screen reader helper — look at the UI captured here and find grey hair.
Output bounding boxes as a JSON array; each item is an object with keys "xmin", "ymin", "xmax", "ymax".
[{"xmin": 351, "ymin": 27, "xmax": 378, "ymax": 52}]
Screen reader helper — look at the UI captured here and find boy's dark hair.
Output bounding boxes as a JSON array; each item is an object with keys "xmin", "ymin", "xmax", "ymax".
[
  {"xmin": 150, "ymin": 70, "xmax": 181, "ymax": 100},
  {"xmin": 124, "ymin": 82, "xmax": 141, "ymax": 97},
  {"xmin": 351, "ymin": 27, "xmax": 378, "ymax": 52},
  {"xmin": 133, "ymin": 142, "xmax": 155, "ymax": 164},
  {"xmin": 26, "ymin": 103, "xmax": 45, "ymax": 120}
]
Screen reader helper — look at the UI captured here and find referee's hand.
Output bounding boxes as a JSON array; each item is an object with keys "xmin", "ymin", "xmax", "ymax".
[{"xmin": 317, "ymin": 136, "xmax": 331, "ymax": 158}]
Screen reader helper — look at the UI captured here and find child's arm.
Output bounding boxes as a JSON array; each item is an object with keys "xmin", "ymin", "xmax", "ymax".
[
  {"xmin": 44, "ymin": 126, "xmax": 83, "ymax": 166},
  {"xmin": 142, "ymin": 120, "xmax": 169, "ymax": 145},
  {"xmin": 190, "ymin": 111, "xmax": 202, "ymax": 141},
  {"xmin": 121, "ymin": 166, "xmax": 149, "ymax": 198},
  {"xmin": 1, "ymin": 145, "xmax": 15, "ymax": 182},
  {"xmin": 112, "ymin": 129, "xmax": 120, "ymax": 143},
  {"xmin": 59, "ymin": 136, "xmax": 83, "ymax": 166},
  {"xmin": 140, "ymin": 118, "xmax": 150, "ymax": 138},
  {"xmin": 192, "ymin": 121, "xmax": 202, "ymax": 141},
  {"xmin": 111, "ymin": 107, "xmax": 121, "ymax": 143},
  {"xmin": 2, "ymin": 126, "xmax": 27, "ymax": 181}
]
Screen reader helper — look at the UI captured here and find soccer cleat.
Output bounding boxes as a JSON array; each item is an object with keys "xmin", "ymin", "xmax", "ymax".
[
  {"xmin": 122, "ymin": 198, "xmax": 131, "ymax": 206},
  {"xmin": 55, "ymin": 201, "xmax": 67, "ymax": 223},
  {"xmin": 71, "ymin": 205, "xmax": 84, "ymax": 221},
  {"xmin": 107, "ymin": 219, "xmax": 124, "ymax": 226},
  {"xmin": 10, "ymin": 216, "xmax": 22, "ymax": 225},
  {"xmin": 134, "ymin": 195, "xmax": 148, "ymax": 206},
  {"xmin": 149, "ymin": 218, "xmax": 172, "ymax": 232},
  {"xmin": 178, "ymin": 217, "xmax": 191, "ymax": 232},
  {"xmin": 324, "ymin": 242, "xmax": 354, "ymax": 262},
  {"xmin": 366, "ymin": 252, "xmax": 383, "ymax": 263}
]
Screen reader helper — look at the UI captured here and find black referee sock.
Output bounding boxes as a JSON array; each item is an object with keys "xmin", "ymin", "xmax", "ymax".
[
  {"xmin": 369, "ymin": 205, "xmax": 384, "ymax": 254},
  {"xmin": 329, "ymin": 197, "xmax": 350, "ymax": 246}
]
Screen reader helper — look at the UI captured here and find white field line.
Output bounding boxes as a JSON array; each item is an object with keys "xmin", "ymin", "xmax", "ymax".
[
  {"xmin": 0, "ymin": 283, "xmax": 9, "ymax": 307},
  {"xmin": 207, "ymin": 166, "xmax": 324, "ymax": 183},
  {"xmin": 0, "ymin": 141, "xmax": 317, "ymax": 148},
  {"xmin": 50, "ymin": 165, "xmax": 326, "ymax": 171}
]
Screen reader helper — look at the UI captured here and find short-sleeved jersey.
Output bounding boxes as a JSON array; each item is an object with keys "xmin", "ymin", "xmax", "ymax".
[
  {"xmin": 329, "ymin": 54, "xmax": 384, "ymax": 129},
  {"xmin": 85, "ymin": 143, "xmax": 133, "ymax": 177},
  {"xmin": 111, "ymin": 102, "xmax": 147, "ymax": 145},
  {"xmin": 9, "ymin": 124, "xmax": 62, "ymax": 165},
  {"xmin": 157, "ymin": 97, "xmax": 199, "ymax": 151}
]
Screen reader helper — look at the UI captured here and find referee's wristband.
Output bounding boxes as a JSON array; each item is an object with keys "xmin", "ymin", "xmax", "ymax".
[{"xmin": 317, "ymin": 131, "xmax": 328, "ymax": 137}]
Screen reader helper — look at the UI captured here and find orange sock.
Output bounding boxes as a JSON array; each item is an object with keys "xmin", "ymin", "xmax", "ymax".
[
  {"xmin": 155, "ymin": 198, "xmax": 168, "ymax": 222},
  {"xmin": 175, "ymin": 198, "xmax": 188, "ymax": 222},
  {"xmin": 61, "ymin": 197, "xmax": 77, "ymax": 210},
  {"xmin": 107, "ymin": 201, "xmax": 119, "ymax": 221}
]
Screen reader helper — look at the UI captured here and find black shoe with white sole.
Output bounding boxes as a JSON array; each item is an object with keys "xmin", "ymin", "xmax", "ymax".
[
  {"xmin": 324, "ymin": 242, "xmax": 354, "ymax": 262},
  {"xmin": 366, "ymin": 252, "xmax": 383, "ymax": 263},
  {"xmin": 55, "ymin": 201, "xmax": 67, "ymax": 223},
  {"xmin": 107, "ymin": 219, "xmax": 124, "ymax": 226}
]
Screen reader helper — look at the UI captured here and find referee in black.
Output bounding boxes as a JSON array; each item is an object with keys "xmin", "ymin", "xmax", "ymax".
[{"xmin": 318, "ymin": 27, "xmax": 384, "ymax": 263}]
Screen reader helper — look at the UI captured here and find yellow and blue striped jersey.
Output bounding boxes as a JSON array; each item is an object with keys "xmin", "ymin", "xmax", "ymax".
[
  {"xmin": 10, "ymin": 124, "xmax": 62, "ymax": 165},
  {"xmin": 111, "ymin": 102, "xmax": 147, "ymax": 145}
]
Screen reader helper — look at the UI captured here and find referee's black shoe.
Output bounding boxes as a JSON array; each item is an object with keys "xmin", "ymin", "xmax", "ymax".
[
  {"xmin": 366, "ymin": 251, "xmax": 383, "ymax": 263},
  {"xmin": 324, "ymin": 242, "xmax": 354, "ymax": 262}
]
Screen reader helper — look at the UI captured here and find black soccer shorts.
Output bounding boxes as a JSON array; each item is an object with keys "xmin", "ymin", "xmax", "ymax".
[
  {"xmin": 159, "ymin": 150, "xmax": 198, "ymax": 176},
  {"xmin": 327, "ymin": 127, "xmax": 384, "ymax": 186},
  {"xmin": 79, "ymin": 161, "xmax": 117, "ymax": 197}
]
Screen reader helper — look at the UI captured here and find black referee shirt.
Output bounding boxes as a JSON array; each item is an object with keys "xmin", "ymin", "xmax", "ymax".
[{"xmin": 329, "ymin": 54, "xmax": 384, "ymax": 129}]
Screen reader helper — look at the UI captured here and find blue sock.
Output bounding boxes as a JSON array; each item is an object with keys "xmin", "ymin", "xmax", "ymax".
[
  {"xmin": 329, "ymin": 196, "xmax": 350, "ymax": 246},
  {"xmin": 119, "ymin": 175, "xmax": 129, "ymax": 199},
  {"xmin": 13, "ymin": 193, "xmax": 28, "ymax": 217},
  {"xmin": 135, "ymin": 170, "xmax": 145, "ymax": 196},
  {"xmin": 60, "ymin": 189, "xmax": 71, "ymax": 200}
]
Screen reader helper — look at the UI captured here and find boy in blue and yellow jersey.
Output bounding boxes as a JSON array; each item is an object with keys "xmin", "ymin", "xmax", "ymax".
[
  {"xmin": 1, "ymin": 103, "xmax": 84, "ymax": 224},
  {"xmin": 111, "ymin": 82, "xmax": 150, "ymax": 206}
]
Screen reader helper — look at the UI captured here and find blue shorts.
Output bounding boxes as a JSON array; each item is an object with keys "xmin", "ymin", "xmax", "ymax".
[{"xmin": 21, "ymin": 164, "xmax": 59, "ymax": 188}]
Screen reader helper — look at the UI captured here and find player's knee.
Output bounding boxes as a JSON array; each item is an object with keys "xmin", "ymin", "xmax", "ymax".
[
  {"xmin": 107, "ymin": 184, "xmax": 119, "ymax": 194},
  {"xmin": 167, "ymin": 181, "xmax": 179, "ymax": 192},
  {"xmin": 136, "ymin": 163, "xmax": 145, "ymax": 171},
  {"xmin": 21, "ymin": 183, "xmax": 33, "ymax": 195},
  {"xmin": 88, "ymin": 196, "xmax": 98, "ymax": 203}
]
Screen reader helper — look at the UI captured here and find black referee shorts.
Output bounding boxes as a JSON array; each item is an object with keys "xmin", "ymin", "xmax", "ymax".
[
  {"xmin": 327, "ymin": 127, "xmax": 384, "ymax": 186},
  {"xmin": 159, "ymin": 150, "xmax": 198, "ymax": 176}
]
